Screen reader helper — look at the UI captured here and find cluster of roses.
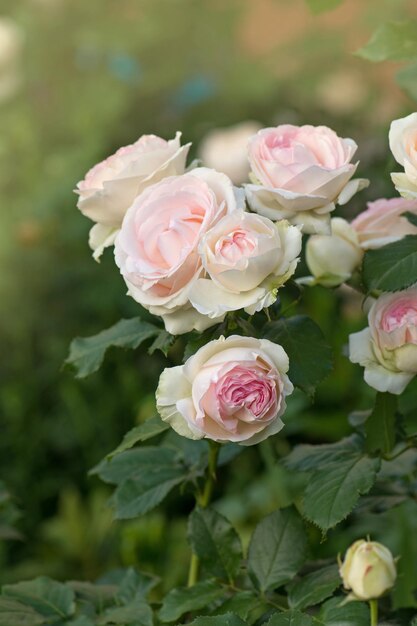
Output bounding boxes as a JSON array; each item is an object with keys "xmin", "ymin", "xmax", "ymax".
[
  {"xmin": 75, "ymin": 113, "xmax": 417, "ymax": 450},
  {"xmin": 305, "ymin": 113, "xmax": 417, "ymax": 395}
]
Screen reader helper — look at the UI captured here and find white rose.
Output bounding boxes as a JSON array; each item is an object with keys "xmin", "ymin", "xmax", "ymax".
[
  {"xmin": 305, "ymin": 217, "xmax": 363, "ymax": 287},
  {"xmin": 75, "ymin": 133, "xmax": 190, "ymax": 260},
  {"xmin": 349, "ymin": 286, "xmax": 417, "ymax": 394},
  {"xmin": 245, "ymin": 124, "xmax": 368, "ymax": 235},
  {"xmin": 389, "ymin": 112, "xmax": 417, "ymax": 199},
  {"xmin": 114, "ymin": 168, "xmax": 243, "ymax": 335},
  {"xmin": 198, "ymin": 121, "xmax": 262, "ymax": 184},
  {"xmin": 339, "ymin": 539, "xmax": 397, "ymax": 601},
  {"xmin": 188, "ymin": 211, "xmax": 301, "ymax": 318}
]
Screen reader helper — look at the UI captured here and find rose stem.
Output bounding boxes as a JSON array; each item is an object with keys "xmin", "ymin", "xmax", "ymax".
[
  {"xmin": 187, "ymin": 441, "xmax": 220, "ymax": 587},
  {"xmin": 370, "ymin": 599, "xmax": 378, "ymax": 626}
]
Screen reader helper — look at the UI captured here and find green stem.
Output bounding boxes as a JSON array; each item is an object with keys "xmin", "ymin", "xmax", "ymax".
[
  {"xmin": 187, "ymin": 441, "xmax": 220, "ymax": 587},
  {"xmin": 370, "ymin": 599, "xmax": 378, "ymax": 626}
]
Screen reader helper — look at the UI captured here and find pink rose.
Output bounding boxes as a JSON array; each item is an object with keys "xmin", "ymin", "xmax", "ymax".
[
  {"xmin": 352, "ymin": 197, "xmax": 417, "ymax": 249},
  {"xmin": 114, "ymin": 168, "xmax": 242, "ymax": 335},
  {"xmin": 198, "ymin": 121, "xmax": 262, "ymax": 184},
  {"xmin": 156, "ymin": 335, "xmax": 292, "ymax": 445},
  {"xmin": 245, "ymin": 124, "xmax": 368, "ymax": 234},
  {"xmin": 189, "ymin": 211, "xmax": 301, "ymax": 317},
  {"xmin": 75, "ymin": 133, "xmax": 190, "ymax": 259},
  {"xmin": 389, "ymin": 112, "xmax": 417, "ymax": 198},
  {"xmin": 349, "ymin": 287, "xmax": 417, "ymax": 394}
]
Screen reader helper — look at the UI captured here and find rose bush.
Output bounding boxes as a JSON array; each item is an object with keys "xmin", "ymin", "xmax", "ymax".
[
  {"xmin": 156, "ymin": 334, "xmax": 292, "ymax": 445},
  {"xmin": 245, "ymin": 124, "xmax": 368, "ymax": 234},
  {"xmin": 76, "ymin": 132, "xmax": 190, "ymax": 259}
]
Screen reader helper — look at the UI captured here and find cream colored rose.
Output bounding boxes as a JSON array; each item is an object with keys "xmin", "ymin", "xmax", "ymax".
[
  {"xmin": 352, "ymin": 197, "xmax": 417, "ymax": 249},
  {"xmin": 245, "ymin": 124, "xmax": 368, "ymax": 235},
  {"xmin": 305, "ymin": 217, "xmax": 363, "ymax": 287},
  {"xmin": 349, "ymin": 286, "xmax": 417, "ymax": 394},
  {"xmin": 75, "ymin": 133, "xmax": 190, "ymax": 259},
  {"xmin": 389, "ymin": 112, "xmax": 417, "ymax": 199},
  {"xmin": 156, "ymin": 335, "xmax": 293, "ymax": 445},
  {"xmin": 198, "ymin": 121, "xmax": 262, "ymax": 184},
  {"xmin": 114, "ymin": 168, "xmax": 243, "ymax": 335},
  {"xmin": 188, "ymin": 211, "xmax": 302, "ymax": 318},
  {"xmin": 339, "ymin": 539, "xmax": 396, "ymax": 601}
]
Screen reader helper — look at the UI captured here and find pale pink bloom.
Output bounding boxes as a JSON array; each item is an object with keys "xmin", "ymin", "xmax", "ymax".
[
  {"xmin": 352, "ymin": 197, "xmax": 417, "ymax": 249},
  {"xmin": 75, "ymin": 133, "xmax": 190, "ymax": 259},
  {"xmin": 389, "ymin": 112, "xmax": 417, "ymax": 199},
  {"xmin": 156, "ymin": 335, "xmax": 293, "ymax": 445},
  {"xmin": 114, "ymin": 168, "xmax": 243, "ymax": 335},
  {"xmin": 349, "ymin": 286, "xmax": 417, "ymax": 394},
  {"xmin": 245, "ymin": 124, "xmax": 368, "ymax": 235},
  {"xmin": 189, "ymin": 211, "xmax": 301, "ymax": 317},
  {"xmin": 198, "ymin": 121, "xmax": 262, "ymax": 184}
]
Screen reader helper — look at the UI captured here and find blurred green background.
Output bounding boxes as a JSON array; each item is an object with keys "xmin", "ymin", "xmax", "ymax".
[{"xmin": 1, "ymin": 0, "xmax": 417, "ymax": 592}]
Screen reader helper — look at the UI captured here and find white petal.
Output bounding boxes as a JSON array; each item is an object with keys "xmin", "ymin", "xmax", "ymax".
[
  {"xmin": 349, "ymin": 329, "xmax": 373, "ymax": 364},
  {"xmin": 389, "ymin": 113, "xmax": 417, "ymax": 166},
  {"xmin": 364, "ymin": 364, "xmax": 413, "ymax": 395},
  {"xmin": 161, "ymin": 305, "xmax": 225, "ymax": 335},
  {"xmin": 89, "ymin": 224, "xmax": 119, "ymax": 261},
  {"xmin": 337, "ymin": 178, "xmax": 369, "ymax": 205},
  {"xmin": 391, "ymin": 172, "xmax": 417, "ymax": 199},
  {"xmin": 156, "ymin": 366, "xmax": 202, "ymax": 439},
  {"xmin": 189, "ymin": 278, "xmax": 268, "ymax": 317}
]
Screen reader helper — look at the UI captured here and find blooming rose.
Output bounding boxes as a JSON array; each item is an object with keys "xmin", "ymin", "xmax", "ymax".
[
  {"xmin": 75, "ymin": 133, "xmax": 190, "ymax": 259},
  {"xmin": 188, "ymin": 211, "xmax": 301, "ymax": 317},
  {"xmin": 198, "ymin": 121, "xmax": 262, "ymax": 184},
  {"xmin": 339, "ymin": 539, "xmax": 396, "ymax": 601},
  {"xmin": 305, "ymin": 217, "xmax": 363, "ymax": 287},
  {"xmin": 245, "ymin": 124, "xmax": 368, "ymax": 235},
  {"xmin": 349, "ymin": 286, "xmax": 417, "ymax": 394},
  {"xmin": 156, "ymin": 335, "xmax": 292, "ymax": 445},
  {"xmin": 352, "ymin": 197, "xmax": 417, "ymax": 249},
  {"xmin": 389, "ymin": 112, "xmax": 417, "ymax": 199},
  {"xmin": 114, "ymin": 168, "xmax": 243, "ymax": 335}
]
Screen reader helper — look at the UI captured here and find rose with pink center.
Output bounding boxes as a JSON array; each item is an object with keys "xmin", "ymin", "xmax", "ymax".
[
  {"xmin": 115, "ymin": 168, "xmax": 242, "ymax": 335},
  {"xmin": 188, "ymin": 210, "xmax": 301, "ymax": 318},
  {"xmin": 349, "ymin": 287, "xmax": 417, "ymax": 394},
  {"xmin": 245, "ymin": 124, "xmax": 368, "ymax": 235},
  {"xmin": 75, "ymin": 132, "xmax": 190, "ymax": 259},
  {"xmin": 156, "ymin": 335, "xmax": 292, "ymax": 445}
]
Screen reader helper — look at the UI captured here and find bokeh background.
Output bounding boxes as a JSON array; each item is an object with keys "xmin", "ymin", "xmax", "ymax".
[{"xmin": 1, "ymin": 0, "xmax": 417, "ymax": 597}]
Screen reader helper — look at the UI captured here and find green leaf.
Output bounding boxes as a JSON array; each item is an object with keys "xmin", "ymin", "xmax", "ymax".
[
  {"xmin": 68, "ymin": 581, "xmax": 117, "ymax": 611},
  {"xmin": 303, "ymin": 445, "xmax": 381, "ymax": 530},
  {"xmin": 357, "ymin": 20, "xmax": 417, "ymax": 62},
  {"xmin": 212, "ymin": 592, "xmax": 260, "ymax": 620},
  {"xmin": 266, "ymin": 610, "xmax": 313, "ymax": 625},
  {"xmin": 264, "ymin": 316, "xmax": 332, "ymax": 396},
  {"xmin": 318, "ymin": 596, "xmax": 369, "ymax": 625},
  {"xmin": 188, "ymin": 507, "xmax": 242, "ymax": 582},
  {"xmin": 66, "ymin": 318, "xmax": 160, "ymax": 378},
  {"xmin": 285, "ymin": 436, "xmax": 359, "ymax": 473},
  {"xmin": 115, "ymin": 568, "xmax": 159, "ymax": 603},
  {"xmin": 159, "ymin": 581, "xmax": 224, "ymax": 623},
  {"xmin": 397, "ymin": 63, "xmax": 417, "ymax": 101},
  {"xmin": 68, "ymin": 618, "xmax": 95, "ymax": 626},
  {"xmin": 362, "ymin": 234, "xmax": 417, "ymax": 293},
  {"xmin": 108, "ymin": 418, "xmax": 169, "ymax": 458},
  {"xmin": 2, "ymin": 578, "xmax": 75, "ymax": 620},
  {"xmin": 365, "ymin": 392, "xmax": 397, "ymax": 455},
  {"xmin": 287, "ymin": 565, "xmax": 340, "ymax": 610},
  {"xmin": 98, "ymin": 598, "xmax": 153, "ymax": 626},
  {"xmin": 305, "ymin": 0, "xmax": 342, "ymax": 15},
  {"xmin": 248, "ymin": 507, "xmax": 307, "ymax": 592},
  {"xmin": 148, "ymin": 330, "xmax": 175, "ymax": 356},
  {"xmin": 0, "ymin": 598, "xmax": 44, "ymax": 626},
  {"xmin": 403, "ymin": 210, "xmax": 417, "ymax": 228},
  {"xmin": 92, "ymin": 447, "xmax": 180, "ymax": 484},
  {"xmin": 113, "ymin": 465, "xmax": 186, "ymax": 519},
  {"xmin": 188, "ymin": 615, "xmax": 247, "ymax": 626}
]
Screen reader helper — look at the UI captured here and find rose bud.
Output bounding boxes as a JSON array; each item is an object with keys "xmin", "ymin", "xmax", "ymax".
[
  {"xmin": 305, "ymin": 217, "xmax": 363, "ymax": 287},
  {"xmin": 339, "ymin": 539, "xmax": 397, "ymax": 601}
]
